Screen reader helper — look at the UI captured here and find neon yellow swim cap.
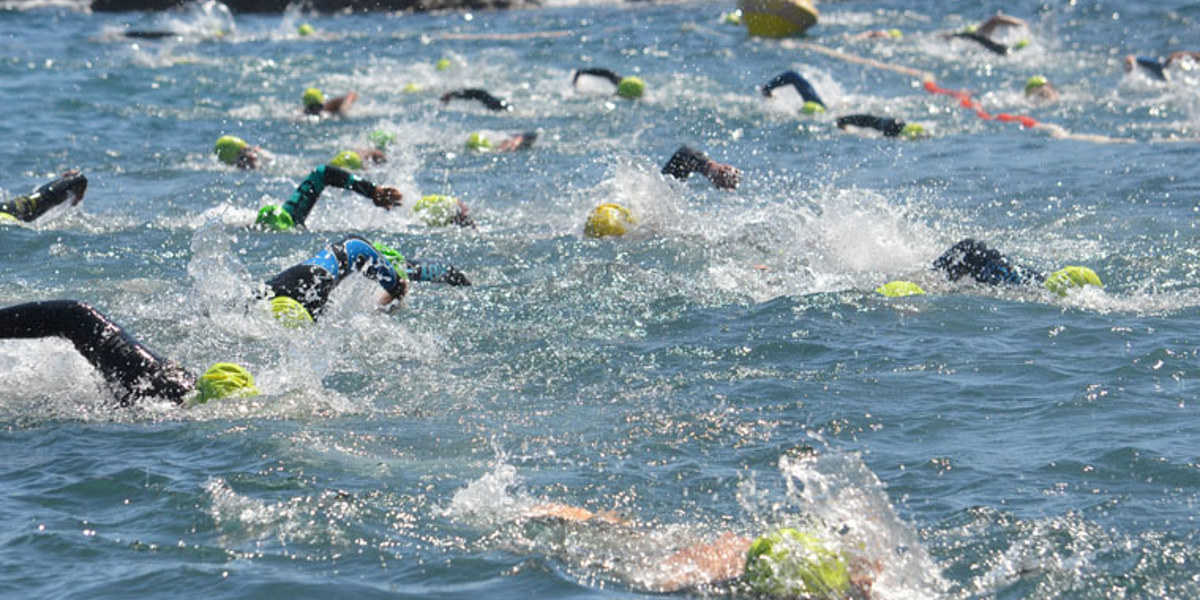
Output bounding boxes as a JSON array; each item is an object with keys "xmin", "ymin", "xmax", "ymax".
[
  {"xmin": 193, "ymin": 362, "xmax": 258, "ymax": 405},
  {"xmin": 465, "ymin": 132, "xmax": 492, "ymax": 150},
  {"xmin": 402, "ymin": 82, "xmax": 423, "ymax": 93},
  {"xmin": 900, "ymin": 123, "xmax": 926, "ymax": 139},
  {"xmin": 1014, "ymin": 39, "xmax": 1030, "ymax": 50},
  {"xmin": 584, "ymin": 203, "xmax": 635, "ymax": 238},
  {"xmin": 887, "ymin": 28, "xmax": 903, "ymax": 39},
  {"xmin": 435, "ymin": 58, "xmax": 452, "ymax": 71},
  {"xmin": 269, "ymin": 296, "xmax": 313, "ymax": 328},
  {"xmin": 297, "ymin": 23, "xmax": 315, "ymax": 36},
  {"xmin": 0, "ymin": 212, "xmax": 20, "ymax": 225},
  {"xmin": 215, "ymin": 135, "xmax": 248, "ymax": 165},
  {"xmin": 1043, "ymin": 266, "xmax": 1103, "ymax": 296},
  {"xmin": 329, "ymin": 150, "xmax": 363, "ymax": 170},
  {"xmin": 371, "ymin": 242, "xmax": 408, "ymax": 277},
  {"xmin": 722, "ymin": 10, "xmax": 743, "ymax": 25},
  {"xmin": 876, "ymin": 280, "xmax": 926, "ymax": 297},
  {"xmin": 302, "ymin": 87, "xmax": 325, "ymax": 108},
  {"xmin": 1024, "ymin": 75, "xmax": 1049, "ymax": 95},
  {"xmin": 616, "ymin": 76, "xmax": 645, "ymax": 99},
  {"xmin": 255, "ymin": 204, "xmax": 295, "ymax": 231},
  {"xmin": 370, "ymin": 130, "xmax": 396, "ymax": 150},
  {"xmin": 413, "ymin": 194, "xmax": 460, "ymax": 227},
  {"xmin": 744, "ymin": 528, "xmax": 851, "ymax": 598},
  {"xmin": 801, "ymin": 101, "xmax": 825, "ymax": 115}
]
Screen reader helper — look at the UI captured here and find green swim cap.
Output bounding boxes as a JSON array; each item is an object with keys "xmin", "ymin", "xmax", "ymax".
[
  {"xmin": 900, "ymin": 123, "xmax": 926, "ymax": 139},
  {"xmin": 0, "ymin": 212, "xmax": 20, "ymax": 225},
  {"xmin": 963, "ymin": 24, "xmax": 978, "ymax": 34},
  {"xmin": 616, "ymin": 76, "xmax": 645, "ymax": 100},
  {"xmin": 876, "ymin": 280, "xmax": 926, "ymax": 297},
  {"xmin": 1043, "ymin": 266, "xmax": 1103, "ymax": 296},
  {"xmin": 329, "ymin": 150, "xmax": 363, "ymax": 170},
  {"xmin": 584, "ymin": 203, "xmax": 635, "ymax": 238},
  {"xmin": 193, "ymin": 362, "xmax": 258, "ymax": 406},
  {"xmin": 413, "ymin": 194, "xmax": 459, "ymax": 226},
  {"xmin": 465, "ymin": 132, "xmax": 492, "ymax": 151},
  {"xmin": 744, "ymin": 528, "xmax": 850, "ymax": 598},
  {"xmin": 402, "ymin": 82, "xmax": 423, "ymax": 93},
  {"xmin": 887, "ymin": 28, "xmax": 903, "ymax": 39},
  {"xmin": 722, "ymin": 10, "xmax": 742, "ymax": 25},
  {"xmin": 372, "ymin": 242, "xmax": 408, "ymax": 278},
  {"xmin": 1024, "ymin": 75, "xmax": 1049, "ymax": 95},
  {"xmin": 370, "ymin": 129, "xmax": 396, "ymax": 150},
  {"xmin": 302, "ymin": 87, "xmax": 325, "ymax": 108},
  {"xmin": 435, "ymin": 58, "xmax": 452, "ymax": 71},
  {"xmin": 269, "ymin": 296, "xmax": 313, "ymax": 328},
  {"xmin": 297, "ymin": 23, "xmax": 314, "ymax": 36},
  {"xmin": 1014, "ymin": 39, "xmax": 1030, "ymax": 51},
  {"xmin": 255, "ymin": 204, "xmax": 295, "ymax": 231},
  {"xmin": 215, "ymin": 135, "xmax": 248, "ymax": 165},
  {"xmin": 802, "ymin": 101, "xmax": 826, "ymax": 115}
]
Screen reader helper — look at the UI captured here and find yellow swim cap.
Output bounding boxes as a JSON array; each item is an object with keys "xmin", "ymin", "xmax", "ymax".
[
  {"xmin": 584, "ymin": 203, "xmax": 635, "ymax": 238},
  {"xmin": 435, "ymin": 58, "xmax": 452, "ymax": 71},
  {"xmin": 302, "ymin": 87, "xmax": 325, "ymax": 108},
  {"xmin": 1043, "ymin": 266, "xmax": 1103, "ymax": 296},
  {"xmin": 465, "ymin": 132, "xmax": 492, "ymax": 151},
  {"xmin": 1024, "ymin": 75, "xmax": 1049, "ymax": 95},
  {"xmin": 193, "ymin": 363, "xmax": 258, "ymax": 405},
  {"xmin": 900, "ymin": 123, "xmax": 926, "ymax": 139},
  {"xmin": 214, "ymin": 135, "xmax": 248, "ymax": 165},
  {"xmin": 876, "ymin": 280, "xmax": 926, "ymax": 297},
  {"xmin": 269, "ymin": 296, "xmax": 313, "ymax": 328},
  {"xmin": 413, "ymin": 194, "xmax": 459, "ymax": 226},
  {"xmin": 616, "ymin": 76, "xmax": 645, "ymax": 99},
  {"xmin": 297, "ymin": 23, "xmax": 315, "ymax": 36},
  {"xmin": 744, "ymin": 528, "xmax": 850, "ymax": 598},
  {"xmin": 801, "ymin": 101, "xmax": 825, "ymax": 115},
  {"xmin": 329, "ymin": 150, "xmax": 363, "ymax": 170}
]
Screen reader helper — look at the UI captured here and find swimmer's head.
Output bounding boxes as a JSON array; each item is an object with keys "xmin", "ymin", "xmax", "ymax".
[
  {"xmin": 876, "ymin": 280, "xmax": 926, "ymax": 297},
  {"xmin": 372, "ymin": 242, "xmax": 408, "ymax": 276},
  {"xmin": 963, "ymin": 24, "xmax": 978, "ymax": 34},
  {"xmin": 214, "ymin": 135, "xmax": 248, "ymax": 165},
  {"xmin": 297, "ymin": 23, "xmax": 314, "ymax": 36},
  {"xmin": 887, "ymin": 28, "xmax": 903, "ymax": 39},
  {"xmin": 302, "ymin": 87, "xmax": 325, "ymax": 108},
  {"xmin": 329, "ymin": 150, "xmax": 363, "ymax": 170},
  {"xmin": 255, "ymin": 204, "xmax": 295, "ymax": 231},
  {"xmin": 744, "ymin": 528, "xmax": 851, "ymax": 598},
  {"xmin": 269, "ymin": 296, "xmax": 313, "ymax": 328},
  {"xmin": 616, "ymin": 76, "xmax": 645, "ymax": 100},
  {"xmin": 1043, "ymin": 266, "xmax": 1103, "ymax": 296},
  {"xmin": 413, "ymin": 194, "xmax": 461, "ymax": 227},
  {"xmin": 466, "ymin": 132, "xmax": 492, "ymax": 151},
  {"xmin": 723, "ymin": 10, "xmax": 743, "ymax": 25},
  {"xmin": 900, "ymin": 123, "xmax": 926, "ymax": 139},
  {"xmin": 402, "ymin": 82, "xmax": 423, "ymax": 93},
  {"xmin": 801, "ymin": 101, "xmax": 825, "ymax": 115},
  {"xmin": 584, "ymin": 203, "xmax": 635, "ymax": 238},
  {"xmin": 370, "ymin": 130, "xmax": 396, "ymax": 150},
  {"xmin": 193, "ymin": 362, "xmax": 258, "ymax": 406},
  {"xmin": 1013, "ymin": 39, "xmax": 1030, "ymax": 51},
  {"xmin": 1024, "ymin": 75, "xmax": 1049, "ymax": 96},
  {"xmin": 435, "ymin": 58, "xmax": 452, "ymax": 71}
]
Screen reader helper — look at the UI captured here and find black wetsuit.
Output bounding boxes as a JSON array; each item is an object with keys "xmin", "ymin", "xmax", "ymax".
[
  {"xmin": 262, "ymin": 235, "xmax": 407, "ymax": 320},
  {"xmin": 836, "ymin": 114, "xmax": 906, "ymax": 137},
  {"xmin": 951, "ymin": 31, "xmax": 1011, "ymax": 55},
  {"xmin": 573, "ymin": 68, "xmax": 622, "ymax": 86},
  {"xmin": 0, "ymin": 173, "xmax": 88, "ymax": 223},
  {"xmin": 661, "ymin": 146, "xmax": 711, "ymax": 181},
  {"xmin": 0, "ymin": 300, "xmax": 195, "ymax": 406},
  {"xmin": 440, "ymin": 89, "xmax": 511, "ymax": 112},
  {"xmin": 933, "ymin": 238, "xmax": 1042, "ymax": 286},
  {"xmin": 1133, "ymin": 56, "xmax": 1168, "ymax": 81},
  {"xmin": 761, "ymin": 70, "xmax": 826, "ymax": 108}
]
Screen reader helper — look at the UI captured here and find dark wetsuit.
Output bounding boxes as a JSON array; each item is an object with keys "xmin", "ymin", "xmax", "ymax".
[
  {"xmin": 0, "ymin": 173, "xmax": 88, "ymax": 223},
  {"xmin": 661, "ymin": 146, "xmax": 711, "ymax": 181},
  {"xmin": 573, "ymin": 68, "xmax": 622, "ymax": 86},
  {"xmin": 0, "ymin": 300, "xmax": 195, "ymax": 406},
  {"xmin": 836, "ymin": 114, "xmax": 906, "ymax": 137},
  {"xmin": 950, "ymin": 31, "xmax": 1011, "ymax": 55},
  {"xmin": 933, "ymin": 238, "xmax": 1042, "ymax": 286},
  {"xmin": 761, "ymin": 70, "xmax": 826, "ymax": 108},
  {"xmin": 1132, "ymin": 56, "xmax": 1168, "ymax": 81},
  {"xmin": 440, "ymin": 89, "xmax": 511, "ymax": 112},
  {"xmin": 282, "ymin": 165, "xmax": 377, "ymax": 228},
  {"xmin": 262, "ymin": 235, "xmax": 408, "ymax": 320}
]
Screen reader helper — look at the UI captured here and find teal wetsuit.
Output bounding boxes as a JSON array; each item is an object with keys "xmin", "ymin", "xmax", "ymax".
[
  {"xmin": 257, "ymin": 165, "xmax": 378, "ymax": 230},
  {"xmin": 263, "ymin": 235, "xmax": 406, "ymax": 319}
]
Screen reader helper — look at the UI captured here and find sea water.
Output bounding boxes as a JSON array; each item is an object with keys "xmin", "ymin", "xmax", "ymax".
[{"xmin": 0, "ymin": 0, "xmax": 1198, "ymax": 598}]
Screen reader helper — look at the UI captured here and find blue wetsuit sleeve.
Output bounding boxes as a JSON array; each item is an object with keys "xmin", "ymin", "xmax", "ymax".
[
  {"xmin": 405, "ymin": 260, "xmax": 471, "ymax": 286},
  {"xmin": 1135, "ymin": 56, "xmax": 1168, "ymax": 81},
  {"xmin": 761, "ymin": 71, "xmax": 826, "ymax": 107},
  {"xmin": 282, "ymin": 166, "xmax": 378, "ymax": 227},
  {"xmin": 340, "ymin": 236, "xmax": 406, "ymax": 296}
]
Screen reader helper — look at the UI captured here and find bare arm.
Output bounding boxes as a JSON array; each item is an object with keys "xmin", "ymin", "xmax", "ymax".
[
  {"xmin": 976, "ymin": 14, "xmax": 1027, "ymax": 38},
  {"xmin": 649, "ymin": 532, "xmax": 752, "ymax": 592}
]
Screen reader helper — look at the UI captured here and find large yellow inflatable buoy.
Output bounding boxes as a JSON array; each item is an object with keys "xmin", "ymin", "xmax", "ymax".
[
  {"xmin": 738, "ymin": 0, "xmax": 819, "ymax": 37},
  {"xmin": 584, "ymin": 203, "xmax": 636, "ymax": 238}
]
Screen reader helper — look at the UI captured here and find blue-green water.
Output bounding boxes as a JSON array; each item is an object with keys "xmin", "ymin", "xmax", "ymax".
[{"xmin": 2, "ymin": 0, "xmax": 1199, "ymax": 598}]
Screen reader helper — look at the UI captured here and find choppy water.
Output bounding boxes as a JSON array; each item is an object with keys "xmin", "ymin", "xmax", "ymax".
[{"xmin": 1, "ymin": 0, "xmax": 1199, "ymax": 598}]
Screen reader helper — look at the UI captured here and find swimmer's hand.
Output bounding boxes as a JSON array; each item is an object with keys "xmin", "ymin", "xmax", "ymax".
[
  {"xmin": 62, "ymin": 169, "xmax": 87, "ymax": 206},
  {"xmin": 372, "ymin": 186, "xmax": 404, "ymax": 210},
  {"xmin": 704, "ymin": 161, "xmax": 741, "ymax": 190}
]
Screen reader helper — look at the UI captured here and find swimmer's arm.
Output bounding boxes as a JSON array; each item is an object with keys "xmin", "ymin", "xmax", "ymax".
[
  {"xmin": 761, "ymin": 71, "xmax": 826, "ymax": 107},
  {"xmin": 662, "ymin": 146, "xmax": 741, "ymax": 190},
  {"xmin": 837, "ymin": 114, "xmax": 905, "ymax": 137},
  {"xmin": 976, "ymin": 13, "xmax": 1027, "ymax": 38},
  {"xmin": 649, "ymin": 532, "xmax": 752, "ymax": 593},
  {"xmin": 405, "ymin": 261, "xmax": 471, "ymax": 286},
  {"xmin": 323, "ymin": 90, "xmax": 358, "ymax": 114},
  {"xmin": 527, "ymin": 503, "xmax": 627, "ymax": 525},
  {"xmin": 1165, "ymin": 51, "xmax": 1200, "ymax": 67},
  {"xmin": 573, "ymin": 68, "xmax": 622, "ymax": 86},
  {"xmin": 440, "ymin": 89, "xmax": 510, "ymax": 111}
]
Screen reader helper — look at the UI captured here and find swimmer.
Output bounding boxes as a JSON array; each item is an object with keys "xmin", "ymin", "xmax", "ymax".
[
  {"xmin": 662, "ymin": 146, "xmax": 742, "ymax": 190},
  {"xmin": 571, "ymin": 68, "xmax": 645, "ymax": 99},
  {"xmin": 0, "ymin": 299, "xmax": 256, "ymax": 407},
  {"xmin": 932, "ymin": 238, "xmax": 1102, "ymax": 295},
  {"xmin": 412, "ymin": 194, "xmax": 475, "ymax": 228},
  {"xmin": 0, "ymin": 171, "xmax": 87, "ymax": 224},
  {"xmin": 852, "ymin": 28, "xmax": 903, "ymax": 41},
  {"xmin": 464, "ymin": 131, "xmax": 538, "ymax": 153},
  {"xmin": 836, "ymin": 114, "xmax": 924, "ymax": 139},
  {"xmin": 513, "ymin": 502, "xmax": 877, "ymax": 597},
  {"xmin": 1123, "ymin": 52, "xmax": 1200, "ymax": 82},
  {"xmin": 944, "ymin": 13, "xmax": 1029, "ymax": 56},
  {"xmin": 761, "ymin": 70, "xmax": 826, "ymax": 113},
  {"xmin": 302, "ymin": 87, "xmax": 358, "ymax": 117},
  {"xmin": 440, "ymin": 88, "xmax": 511, "ymax": 112},
  {"xmin": 259, "ymin": 234, "xmax": 469, "ymax": 325},
  {"xmin": 1023, "ymin": 75, "xmax": 1058, "ymax": 104},
  {"xmin": 254, "ymin": 164, "xmax": 403, "ymax": 231},
  {"xmin": 215, "ymin": 136, "xmax": 271, "ymax": 170}
]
